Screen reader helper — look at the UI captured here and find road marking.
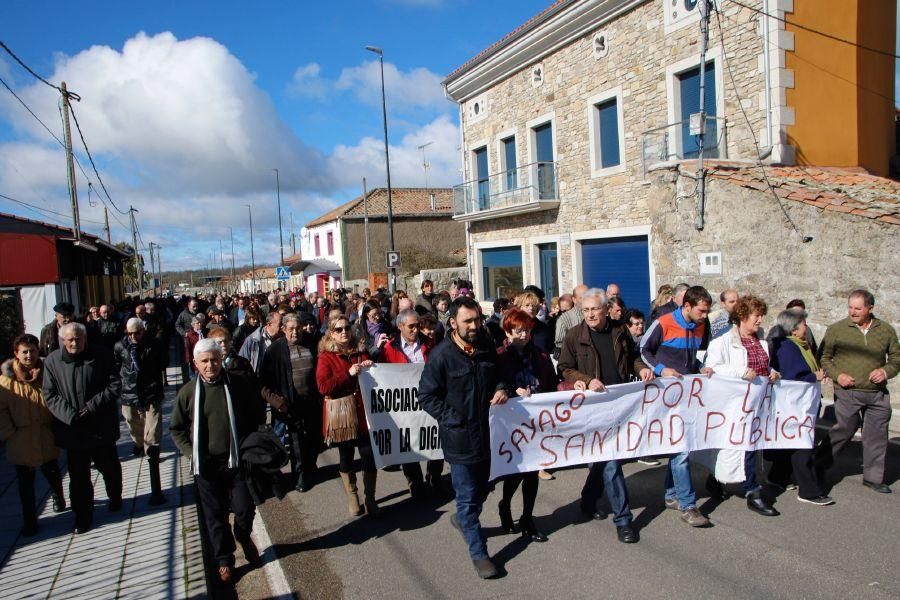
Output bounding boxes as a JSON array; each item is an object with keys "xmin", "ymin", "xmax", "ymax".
[{"xmin": 252, "ymin": 510, "xmax": 294, "ymax": 599}]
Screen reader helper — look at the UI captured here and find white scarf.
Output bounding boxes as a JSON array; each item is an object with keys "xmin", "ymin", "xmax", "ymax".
[{"xmin": 191, "ymin": 374, "xmax": 240, "ymax": 476}]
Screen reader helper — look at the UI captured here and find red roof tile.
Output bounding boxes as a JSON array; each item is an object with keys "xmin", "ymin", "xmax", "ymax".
[
  {"xmin": 306, "ymin": 188, "xmax": 453, "ymax": 228},
  {"xmin": 675, "ymin": 162, "xmax": 900, "ymax": 225}
]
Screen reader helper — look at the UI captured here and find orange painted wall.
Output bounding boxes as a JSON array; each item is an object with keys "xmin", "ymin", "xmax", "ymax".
[{"xmin": 785, "ymin": 0, "xmax": 895, "ymax": 176}]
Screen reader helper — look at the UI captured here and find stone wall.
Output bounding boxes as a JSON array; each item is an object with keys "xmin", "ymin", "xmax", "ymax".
[
  {"xmin": 457, "ymin": 0, "xmax": 770, "ymax": 295},
  {"xmin": 647, "ymin": 166, "xmax": 900, "ymax": 397}
]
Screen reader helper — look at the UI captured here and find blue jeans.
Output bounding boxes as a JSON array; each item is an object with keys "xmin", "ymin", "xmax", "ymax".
[
  {"xmin": 664, "ymin": 452, "xmax": 697, "ymax": 510},
  {"xmin": 580, "ymin": 460, "xmax": 633, "ymax": 526},
  {"xmin": 449, "ymin": 461, "xmax": 491, "ymax": 560},
  {"xmin": 743, "ymin": 451, "xmax": 761, "ymax": 494}
]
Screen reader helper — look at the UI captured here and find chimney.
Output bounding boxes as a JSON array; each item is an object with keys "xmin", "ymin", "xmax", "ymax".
[{"xmin": 430, "ymin": 193, "xmax": 436, "ymax": 211}]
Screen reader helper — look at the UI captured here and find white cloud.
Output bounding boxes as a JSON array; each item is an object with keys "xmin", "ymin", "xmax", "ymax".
[
  {"xmin": 329, "ymin": 114, "xmax": 460, "ymax": 189},
  {"xmin": 287, "ymin": 62, "xmax": 330, "ymax": 100},
  {"xmin": 336, "ymin": 60, "xmax": 450, "ymax": 111},
  {"xmin": 4, "ymin": 32, "xmax": 328, "ymax": 197}
]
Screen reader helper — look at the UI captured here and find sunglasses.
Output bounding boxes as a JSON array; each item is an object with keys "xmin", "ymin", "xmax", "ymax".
[{"xmin": 332, "ymin": 326, "xmax": 351, "ymax": 333}]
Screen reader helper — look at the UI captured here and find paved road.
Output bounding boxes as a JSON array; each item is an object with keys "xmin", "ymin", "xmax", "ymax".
[{"xmin": 246, "ymin": 431, "xmax": 900, "ymax": 600}]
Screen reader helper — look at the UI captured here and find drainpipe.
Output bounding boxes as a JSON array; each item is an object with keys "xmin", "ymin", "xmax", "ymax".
[
  {"xmin": 762, "ymin": 0, "xmax": 774, "ymax": 157},
  {"xmin": 457, "ymin": 101, "xmax": 473, "ymax": 286}
]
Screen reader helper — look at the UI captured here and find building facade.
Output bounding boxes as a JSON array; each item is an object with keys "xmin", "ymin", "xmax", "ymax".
[
  {"xmin": 443, "ymin": 0, "xmax": 896, "ymax": 314},
  {"xmin": 301, "ymin": 188, "xmax": 465, "ymax": 292}
]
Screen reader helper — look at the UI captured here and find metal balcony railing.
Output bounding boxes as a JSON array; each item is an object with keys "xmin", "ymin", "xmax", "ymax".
[
  {"xmin": 452, "ymin": 161, "xmax": 558, "ymax": 218},
  {"xmin": 640, "ymin": 116, "xmax": 728, "ymax": 179}
]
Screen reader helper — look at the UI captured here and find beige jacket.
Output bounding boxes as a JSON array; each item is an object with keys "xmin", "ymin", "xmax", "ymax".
[{"xmin": 0, "ymin": 359, "xmax": 59, "ymax": 467}]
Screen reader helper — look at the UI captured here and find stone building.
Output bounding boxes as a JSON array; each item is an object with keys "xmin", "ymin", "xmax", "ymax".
[
  {"xmin": 300, "ymin": 188, "xmax": 465, "ymax": 292},
  {"xmin": 442, "ymin": 0, "xmax": 896, "ymax": 316}
]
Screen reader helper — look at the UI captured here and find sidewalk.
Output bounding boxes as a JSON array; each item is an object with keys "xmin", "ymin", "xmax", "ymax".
[{"xmin": 0, "ymin": 384, "xmax": 206, "ymax": 599}]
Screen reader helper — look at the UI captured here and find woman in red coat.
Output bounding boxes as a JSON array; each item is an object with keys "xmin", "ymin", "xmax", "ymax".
[
  {"xmin": 495, "ymin": 308, "xmax": 558, "ymax": 542},
  {"xmin": 316, "ymin": 316, "xmax": 378, "ymax": 517}
]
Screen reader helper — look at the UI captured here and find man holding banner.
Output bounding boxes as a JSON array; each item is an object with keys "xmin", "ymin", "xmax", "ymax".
[
  {"xmin": 378, "ymin": 309, "xmax": 445, "ymax": 500},
  {"xmin": 558, "ymin": 288, "xmax": 652, "ymax": 544},
  {"xmin": 419, "ymin": 296, "xmax": 508, "ymax": 580},
  {"xmin": 639, "ymin": 285, "xmax": 713, "ymax": 527}
]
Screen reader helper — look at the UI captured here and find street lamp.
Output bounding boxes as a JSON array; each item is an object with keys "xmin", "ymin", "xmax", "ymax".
[
  {"xmin": 274, "ymin": 168, "xmax": 285, "ymax": 267},
  {"xmin": 365, "ymin": 45, "xmax": 395, "ymax": 293},
  {"xmin": 246, "ymin": 204, "xmax": 256, "ymax": 292}
]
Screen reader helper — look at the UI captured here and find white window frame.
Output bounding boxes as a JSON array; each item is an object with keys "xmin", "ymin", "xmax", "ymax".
[
  {"xmin": 473, "ymin": 240, "xmax": 527, "ymax": 302},
  {"xmin": 528, "ymin": 234, "xmax": 565, "ymax": 295},
  {"xmin": 587, "ymin": 86, "xmax": 626, "ymax": 178},
  {"xmin": 569, "ymin": 225, "xmax": 655, "ymax": 298},
  {"xmin": 494, "ymin": 128, "xmax": 518, "ymax": 192},
  {"xmin": 665, "ymin": 46, "xmax": 725, "ymax": 159},
  {"xmin": 467, "ymin": 138, "xmax": 490, "ymax": 183}
]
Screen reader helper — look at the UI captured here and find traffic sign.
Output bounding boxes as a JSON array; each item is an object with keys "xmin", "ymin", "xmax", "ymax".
[
  {"xmin": 386, "ymin": 251, "xmax": 401, "ymax": 269},
  {"xmin": 275, "ymin": 266, "xmax": 291, "ymax": 281}
]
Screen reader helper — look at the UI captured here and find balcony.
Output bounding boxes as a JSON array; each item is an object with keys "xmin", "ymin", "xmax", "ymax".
[
  {"xmin": 640, "ymin": 116, "xmax": 729, "ymax": 179},
  {"xmin": 452, "ymin": 161, "xmax": 560, "ymax": 222}
]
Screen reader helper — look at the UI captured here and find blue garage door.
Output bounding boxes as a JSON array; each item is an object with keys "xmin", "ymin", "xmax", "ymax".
[{"xmin": 580, "ymin": 236, "xmax": 651, "ymax": 317}]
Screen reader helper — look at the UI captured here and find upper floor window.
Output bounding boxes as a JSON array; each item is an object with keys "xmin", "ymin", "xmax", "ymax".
[
  {"xmin": 326, "ymin": 231, "xmax": 334, "ymax": 255},
  {"xmin": 314, "ymin": 234, "xmax": 320, "ymax": 256}
]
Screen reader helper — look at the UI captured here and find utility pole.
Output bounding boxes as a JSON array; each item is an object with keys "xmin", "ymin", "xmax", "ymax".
[
  {"xmin": 155, "ymin": 245, "xmax": 163, "ymax": 297},
  {"xmin": 290, "ymin": 213, "xmax": 295, "ymax": 256},
  {"xmin": 219, "ymin": 240, "xmax": 225, "ymax": 292},
  {"xmin": 246, "ymin": 204, "xmax": 256, "ymax": 291},
  {"xmin": 103, "ymin": 206, "xmax": 111, "ymax": 243},
  {"xmin": 274, "ymin": 168, "xmax": 285, "ymax": 266},
  {"xmin": 60, "ymin": 82, "xmax": 81, "ymax": 243},
  {"xmin": 129, "ymin": 206, "xmax": 142, "ymax": 296},
  {"xmin": 229, "ymin": 227, "xmax": 236, "ymax": 293},
  {"xmin": 149, "ymin": 242, "xmax": 156, "ymax": 296},
  {"xmin": 365, "ymin": 46, "xmax": 396, "ymax": 292},
  {"xmin": 362, "ymin": 177, "xmax": 371, "ymax": 277},
  {"xmin": 695, "ymin": 0, "xmax": 710, "ymax": 230}
]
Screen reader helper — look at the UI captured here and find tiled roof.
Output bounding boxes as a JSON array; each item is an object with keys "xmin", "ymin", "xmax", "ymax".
[
  {"xmin": 682, "ymin": 162, "xmax": 900, "ymax": 226},
  {"xmin": 0, "ymin": 211, "xmax": 131, "ymax": 256},
  {"xmin": 444, "ymin": 0, "xmax": 574, "ymax": 83},
  {"xmin": 306, "ymin": 188, "xmax": 453, "ymax": 228}
]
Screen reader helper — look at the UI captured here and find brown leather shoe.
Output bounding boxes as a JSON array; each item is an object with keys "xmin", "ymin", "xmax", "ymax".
[
  {"xmin": 680, "ymin": 507, "xmax": 710, "ymax": 527},
  {"xmin": 217, "ymin": 566, "xmax": 233, "ymax": 584}
]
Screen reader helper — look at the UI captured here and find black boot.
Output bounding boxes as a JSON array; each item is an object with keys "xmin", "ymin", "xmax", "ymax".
[
  {"xmin": 44, "ymin": 461, "xmax": 67, "ymax": 512},
  {"xmin": 16, "ymin": 466, "xmax": 39, "ymax": 536},
  {"xmin": 498, "ymin": 499, "xmax": 518, "ymax": 533},
  {"xmin": 706, "ymin": 474, "xmax": 728, "ymax": 500},
  {"xmin": 519, "ymin": 516, "xmax": 548, "ymax": 542},
  {"xmin": 746, "ymin": 489, "xmax": 779, "ymax": 516},
  {"xmin": 147, "ymin": 446, "xmax": 166, "ymax": 506}
]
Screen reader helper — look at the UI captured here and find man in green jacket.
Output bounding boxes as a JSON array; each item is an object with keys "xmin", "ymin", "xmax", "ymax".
[{"xmin": 821, "ymin": 289, "xmax": 900, "ymax": 493}]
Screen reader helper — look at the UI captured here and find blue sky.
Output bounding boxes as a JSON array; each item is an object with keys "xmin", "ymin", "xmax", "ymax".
[
  {"xmin": 0, "ymin": 0, "xmax": 549, "ymax": 269},
  {"xmin": 1, "ymin": 1, "xmax": 898, "ymax": 271}
]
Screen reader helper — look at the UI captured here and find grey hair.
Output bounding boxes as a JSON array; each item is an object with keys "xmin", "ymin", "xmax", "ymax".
[
  {"xmin": 282, "ymin": 313, "xmax": 300, "ymax": 327},
  {"xmin": 265, "ymin": 311, "xmax": 281, "ymax": 325},
  {"xmin": 58, "ymin": 322, "xmax": 87, "ymax": 339},
  {"xmin": 397, "ymin": 308, "xmax": 418, "ymax": 325},
  {"xmin": 673, "ymin": 283, "xmax": 690, "ymax": 295},
  {"xmin": 125, "ymin": 317, "xmax": 145, "ymax": 332},
  {"xmin": 581, "ymin": 287, "xmax": 608, "ymax": 306},
  {"xmin": 191, "ymin": 314, "xmax": 207, "ymax": 325},
  {"xmin": 776, "ymin": 308, "xmax": 807, "ymax": 336},
  {"xmin": 193, "ymin": 338, "xmax": 223, "ymax": 359}
]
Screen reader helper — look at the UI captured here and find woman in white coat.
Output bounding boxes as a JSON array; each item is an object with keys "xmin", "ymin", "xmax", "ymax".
[{"xmin": 704, "ymin": 295, "xmax": 780, "ymax": 517}]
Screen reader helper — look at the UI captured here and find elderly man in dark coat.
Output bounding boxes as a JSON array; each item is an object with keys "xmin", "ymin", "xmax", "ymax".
[
  {"xmin": 260, "ymin": 313, "xmax": 321, "ymax": 493},
  {"xmin": 39, "ymin": 302, "xmax": 75, "ymax": 357},
  {"xmin": 43, "ymin": 321, "xmax": 123, "ymax": 534}
]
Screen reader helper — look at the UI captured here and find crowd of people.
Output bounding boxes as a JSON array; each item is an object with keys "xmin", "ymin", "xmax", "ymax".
[{"xmin": 0, "ymin": 278, "xmax": 897, "ymax": 583}]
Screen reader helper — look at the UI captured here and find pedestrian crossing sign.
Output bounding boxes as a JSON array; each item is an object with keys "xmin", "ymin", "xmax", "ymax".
[{"xmin": 275, "ymin": 266, "xmax": 290, "ymax": 281}]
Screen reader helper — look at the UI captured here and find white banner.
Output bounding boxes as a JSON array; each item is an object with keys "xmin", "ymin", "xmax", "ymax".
[
  {"xmin": 359, "ymin": 363, "xmax": 444, "ymax": 468},
  {"xmin": 489, "ymin": 375, "xmax": 820, "ymax": 480}
]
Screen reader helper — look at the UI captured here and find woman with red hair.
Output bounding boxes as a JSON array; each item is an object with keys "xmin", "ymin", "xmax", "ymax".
[{"xmin": 495, "ymin": 308, "xmax": 558, "ymax": 542}]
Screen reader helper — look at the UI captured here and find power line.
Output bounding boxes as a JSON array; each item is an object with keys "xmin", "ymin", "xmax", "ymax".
[
  {"xmin": 68, "ymin": 102, "xmax": 128, "ymax": 215},
  {"xmin": 715, "ymin": 8, "xmax": 896, "ymax": 105},
  {"xmin": 712, "ymin": 5, "xmax": 811, "ymax": 242},
  {"xmin": 0, "ymin": 40, "xmax": 66, "ymax": 93},
  {"xmin": 0, "ymin": 74, "xmax": 65, "ymax": 146},
  {"xmin": 726, "ymin": 0, "xmax": 900, "ymax": 60},
  {"xmin": 0, "ymin": 191, "xmax": 105, "ymax": 226}
]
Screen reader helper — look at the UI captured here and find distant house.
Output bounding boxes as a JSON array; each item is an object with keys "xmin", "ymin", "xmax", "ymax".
[
  {"xmin": 0, "ymin": 212, "xmax": 129, "ymax": 338},
  {"xmin": 298, "ymin": 188, "xmax": 465, "ymax": 293}
]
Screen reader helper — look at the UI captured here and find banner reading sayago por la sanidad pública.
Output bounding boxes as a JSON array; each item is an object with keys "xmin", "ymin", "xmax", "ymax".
[
  {"xmin": 488, "ymin": 375, "xmax": 820, "ymax": 481},
  {"xmin": 358, "ymin": 363, "xmax": 443, "ymax": 469}
]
